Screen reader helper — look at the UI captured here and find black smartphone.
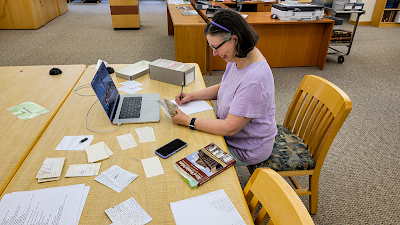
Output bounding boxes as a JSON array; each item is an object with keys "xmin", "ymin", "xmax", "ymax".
[{"xmin": 155, "ymin": 139, "xmax": 187, "ymax": 159}]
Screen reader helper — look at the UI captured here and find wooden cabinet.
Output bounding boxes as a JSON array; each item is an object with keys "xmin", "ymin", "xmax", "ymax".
[
  {"xmin": 371, "ymin": 0, "xmax": 400, "ymax": 27},
  {"xmin": 0, "ymin": 0, "xmax": 68, "ymax": 29},
  {"xmin": 109, "ymin": 0, "xmax": 140, "ymax": 29}
]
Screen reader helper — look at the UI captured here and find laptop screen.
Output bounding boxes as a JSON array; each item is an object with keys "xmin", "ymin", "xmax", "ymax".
[{"xmin": 91, "ymin": 62, "xmax": 119, "ymax": 121}]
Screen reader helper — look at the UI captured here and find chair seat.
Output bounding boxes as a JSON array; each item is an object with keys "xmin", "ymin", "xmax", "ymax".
[{"xmin": 249, "ymin": 125, "xmax": 316, "ymax": 172}]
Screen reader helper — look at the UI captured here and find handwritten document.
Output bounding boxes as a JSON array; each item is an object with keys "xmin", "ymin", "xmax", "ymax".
[
  {"xmin": 141, "ymin": 156, "xmax": 164, "ymax": 178},
  {"xmin": 95, "ymin": 165, "xmax": 138, "ymax": 193},
  {"xmin": 36, "ymin": 157, "xmax": 65, "ymax": 182},
  {"xmin": 116, "ymin": 133, "xmax": 138, "ymax": 150},
  {"xmin": 170, "ymin": 189, "xmax": 246, "ymax": 225},
  {"xmin": 134, "ymin": 126, "xmax": 156, "ymax": 143},
  {"xmin": 0, "ymin": 184, "xmax": 90, "ymax": 225},
  {"xmin": 105, "ymin": 198, "xmax": 152, "ymax": 225},
  {"xmin": 7, "ymin": 101, "xmax": 49, "ymax": 120},
  {"xmin": 85, "ymin": 141, "xmax": 113, "ymax": 163},
  {"xmin": 65, "ymin": 163, "xmax": 101, "ymax": 177}
]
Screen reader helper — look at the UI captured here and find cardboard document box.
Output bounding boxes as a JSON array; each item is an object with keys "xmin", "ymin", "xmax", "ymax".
[
  {"xmin": 271, "ymin": 3, "xmax": 325, "ymax": 21},
  {"xmin": 116, "ymin": 60, "xmax": 151, "ymax": 80},
  {"xmin": 149, "ymin": 59, "xmax": 195, "ymax": 86}
]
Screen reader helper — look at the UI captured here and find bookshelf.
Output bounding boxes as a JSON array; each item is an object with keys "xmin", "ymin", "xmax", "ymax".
[{"xmin": 371, "ymin": 0, "xmax": 400, "ymax": 27}]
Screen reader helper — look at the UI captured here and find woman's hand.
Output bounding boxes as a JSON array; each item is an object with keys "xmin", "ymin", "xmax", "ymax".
[
  {"xmin": 171, "ymin": 108, "xmax": 191, "ymax": 126},
  {"xmin": 175, "ymin": 92, "xmax": 192, "ymax": 105}
]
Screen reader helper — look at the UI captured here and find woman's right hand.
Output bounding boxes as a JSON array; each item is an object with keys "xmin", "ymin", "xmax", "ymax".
[{"xmin": 175, "ymin": 92, "xmax": 192, "ymax": 105}]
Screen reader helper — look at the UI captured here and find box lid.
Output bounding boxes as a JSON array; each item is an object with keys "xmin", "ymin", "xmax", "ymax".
[{"xmin": 272, "ymin": 3, "xmax": 325, "ymax": 11}]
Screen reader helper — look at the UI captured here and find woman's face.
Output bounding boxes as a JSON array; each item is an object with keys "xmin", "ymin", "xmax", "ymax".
[{"xmin": 206, "ymin": 34, "xmax": 237, "ymax": 63}]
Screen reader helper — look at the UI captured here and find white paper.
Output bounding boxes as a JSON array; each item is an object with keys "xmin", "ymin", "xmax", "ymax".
[
  {"xmin": 85, "ymin": 141, "xmax": 113, "ymax": 163},
  {"xmin": 97, "ymin": 59, "xmax": 108, "ymax": 69},
  {"xmin": 170, "ymin": 189, "xmax": 246, "ymax": 225},
  {"xmin": 95, "ymin": 165, "xmax": 138, "ymax": 193},
  {"xmin": 119, "ymin": 86, "xmax": 143, "ymax": 95},
  {"xmin": 116, "ymin": 133, "xmax": 138, "ymax": 150},
  {"xmin": 65, "ymin": 163, "xmax": 101, "ymax": 177},
  {"xmin": 55, "ymin": 135, "xmax": 94, "ymax": 151},
  {"xmin": 135, "ymin": 126, "xmax": 156, "ymax": 143},
  {"xmin": 0, "ymin": 184, "xmax": 89, "ymax": 225},
  {"xmin": 106, "ymin": 198, "xmax": 152, "ymax": 225},
  {"xmin": 141, "ymin": 157, "xmax": 164, "ymax": 178},
  {"xmin": 36, "ymin": 157, "xmax": 65, "ymax": 179},
  {"xmin": 121, "ymin": 80, "xmax": 143, "ymax": 87},
  {"xmin": 171, "ymin": 100, "xmax": 214, "ymax": 115}
]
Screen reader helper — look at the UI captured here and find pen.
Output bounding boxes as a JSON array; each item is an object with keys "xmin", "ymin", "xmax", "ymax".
[
  {"xmin": 79, "ymin": 138, "xmax": 88, "ymax": 143},
  {"xmin": 180, "ymin": 81, "xmax": 184, "ymax": 100}
]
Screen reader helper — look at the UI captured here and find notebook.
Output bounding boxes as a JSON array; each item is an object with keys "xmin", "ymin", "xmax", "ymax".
[{"xmin": 91, "ymin": 62, "xmax": 160, "ymax": 124}]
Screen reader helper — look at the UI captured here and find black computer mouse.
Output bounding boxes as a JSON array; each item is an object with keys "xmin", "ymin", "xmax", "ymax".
[
  {"xmin": 49, "ymin": 68, "xmax": 62, "ymax": 75},
  {"xmin": 107, "ymin": 67, "xmax": 115, "ymax": 74},
  {"xmin": 271, "ymin": 14, "xmax": 278, "ymax": 19}
]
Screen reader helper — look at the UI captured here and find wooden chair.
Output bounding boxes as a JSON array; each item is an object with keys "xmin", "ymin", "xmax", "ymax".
[
  {"xmin": 248, "ymin": 75, "xmax": 352, "ymax": 214},
  {"xmin": 243, "ymin": 168, "xmax": 315, "ymax": 225}
]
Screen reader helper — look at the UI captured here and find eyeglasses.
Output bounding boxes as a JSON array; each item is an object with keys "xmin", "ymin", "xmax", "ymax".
[{"xmin": 209, "ymin": 35, "xmax": 232, "ymax": 53}]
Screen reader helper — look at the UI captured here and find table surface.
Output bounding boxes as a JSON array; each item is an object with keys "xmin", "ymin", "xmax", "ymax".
[
  {"xmin": 1, "ymin": 64, "xmax": 254, "ymax": 225},
  {"xmin": 0, "ymin": 65, "xmax": 86, "ymax": 195}
]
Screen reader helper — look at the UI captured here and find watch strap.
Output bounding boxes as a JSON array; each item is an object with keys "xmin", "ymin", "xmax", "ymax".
[{"xmin": 189, "ymin": 118, "xmax": 196, "ymax": 130}]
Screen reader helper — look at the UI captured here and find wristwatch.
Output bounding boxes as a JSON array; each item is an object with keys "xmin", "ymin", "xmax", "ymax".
[{"xmin": 189, "ymin": 118, "xmax": 196, "ymax": 130}]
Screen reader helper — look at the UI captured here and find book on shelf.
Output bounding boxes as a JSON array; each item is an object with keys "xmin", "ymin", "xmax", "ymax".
[
  {"xmin": 174, "ymin": 143, "xmax": 236, "ymax": 188},
  {"xmin": 332, "ymin": 29, "xmax": 352, "ymax": 37},
  {"xmin": 330, "ymin": 37, "xmax": 352, "ymax": 41}
]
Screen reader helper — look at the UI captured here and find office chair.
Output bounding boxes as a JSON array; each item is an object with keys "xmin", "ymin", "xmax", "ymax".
[
  {"xmin": 243, "ymin": 168, "xmax": 315, "ymax": 225},
  {"xmin": 248, "ymin": 75, "xmax": 352, "ymax": 214}
]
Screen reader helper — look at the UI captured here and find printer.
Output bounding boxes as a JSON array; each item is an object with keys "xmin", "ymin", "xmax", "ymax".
[{"xmin": 271, "ymin": 3, "xmax": 325, "ymax": 21}]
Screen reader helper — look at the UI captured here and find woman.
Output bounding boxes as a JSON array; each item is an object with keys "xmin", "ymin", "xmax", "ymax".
[{"xmin": 172, "ymin": 9, "xmax": 277, "ymax": 166}]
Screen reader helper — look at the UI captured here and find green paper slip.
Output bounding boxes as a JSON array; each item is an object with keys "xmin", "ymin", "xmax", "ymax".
[{"xmin": 7, "ymin": 101, "xmax": 49, "ymax": 121}]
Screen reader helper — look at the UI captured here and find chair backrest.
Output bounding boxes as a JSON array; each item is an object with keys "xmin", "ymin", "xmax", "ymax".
[
  {"xmin": 283, "ymin": 75, "xmax": 352, "ymax": 171},
  {"xmin": 243, "ymin": 168, "xmax": 315, "ymax": 225}
]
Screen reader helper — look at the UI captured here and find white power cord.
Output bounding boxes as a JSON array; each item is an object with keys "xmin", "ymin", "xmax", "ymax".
[{"xmin": 85, "ymin": 99, "xmax": 121, "ymax": 133}]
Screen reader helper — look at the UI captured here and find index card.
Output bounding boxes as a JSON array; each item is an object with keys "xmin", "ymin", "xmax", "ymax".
[
  {"xmin": 116, "ymin": 133, "xmax": 138, "ymax": 150},
  {"xmin": 135, "ymin": 126, "xmax": 156, "ymax": 143},
  {"xmin": 85, "ymin": 142, "xmax": 113, "ymax": 163},
  {"xmin": 94, "ymin": 165, "xmax": 138, "ymax": 193},
  {"xmin": 65, "ymin": 163, "xmax": 101, "ymax": 177},
  {"xmin": 120, "ymin": 80, "xmax": 143, "ymax": 87},
  {"xmin": 141, "ymin": 157, "xmax": 164, "ymax": 178},
  {"xmin": 36, "ymin": 157, "xmax": 65, "ymax": 179},
  {"xmin": 105, "ymin": 198, "xmax": 152, "ymax": 225},
  {"xmin": 171, "ymin": 100, "xmax": 214, "ymax": 115}
]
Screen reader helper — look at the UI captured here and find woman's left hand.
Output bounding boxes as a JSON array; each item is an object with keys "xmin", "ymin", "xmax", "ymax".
[{"xmin": 171, "ymin": 108, "xmax": 191, "ymax": 126}]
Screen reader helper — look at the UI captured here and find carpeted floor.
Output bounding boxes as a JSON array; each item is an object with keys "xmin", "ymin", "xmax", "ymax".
[{"xmin": 0, "ymin": 1, "xmax": 399, "ymax": 224}]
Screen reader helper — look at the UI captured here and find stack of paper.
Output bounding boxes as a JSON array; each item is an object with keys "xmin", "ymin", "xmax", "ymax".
[
  {"xmin": 65, "ymin": 163, "xmax": 101, "ymax": 177},
  {"xmin": 106, "ymin": 198, "xmax": 152, "ymax": 225},
  {"xmin": 85, "ymin": 141, "xmax": 113, "ymax": 163},
  {"xmin": 0, "ymin": 184, "xmax": 90, "ymax": 225},
  {"xmin": 36, "ymin": 157, "xmax": 65, "ymax": 182},
  {"xmin": 119, "ymin": 80, "xmax": 143, "ymax": 94},
  {"xmin": 95, "ymin": 165, "xmax": 138, "ymax": 193}
]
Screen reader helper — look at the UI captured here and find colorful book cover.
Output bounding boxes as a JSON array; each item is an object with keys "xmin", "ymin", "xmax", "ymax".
[{"xmin": 174, "ymin": 143, "xmax": 236, "ymax": 188}]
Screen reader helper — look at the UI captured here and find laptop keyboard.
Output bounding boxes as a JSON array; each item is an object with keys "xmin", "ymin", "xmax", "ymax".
[{"xmin": 119, "ymin": 97, "xmax": 142, "ymax": 119}]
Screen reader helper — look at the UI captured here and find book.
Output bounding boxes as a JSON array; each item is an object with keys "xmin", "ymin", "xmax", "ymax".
[{"xmin": 174, "ymin": 143, "xmax": 236, "ymax": 188}]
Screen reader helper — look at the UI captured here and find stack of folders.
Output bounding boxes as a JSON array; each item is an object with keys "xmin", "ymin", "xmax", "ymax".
[
  {"xmin": 174, "ymin": 143, "xmax": 236, "ymax": 188},
  {"xmin": 36, "ymin": 157, "xmax": 65, "ymax": 182}
]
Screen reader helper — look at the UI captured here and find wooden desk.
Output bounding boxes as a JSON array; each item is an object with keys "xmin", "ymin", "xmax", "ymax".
[
  {"xmin": 167, "ymin": 3, "xmax": 208, "ymax": 75},
  {"xmin": 207, "ymin": 11, "xmax": 334, "ymax": 73},
  {"xmin": 1, "ymin": 64, "xmax": 254, "ymax": 224},
  {"xmin": 0, "ymin": 65, "xmax": 87, "ymax": 195},
  {"xmin": 0, "ymin": 0, "xmax": 69, "ymax": 29}
]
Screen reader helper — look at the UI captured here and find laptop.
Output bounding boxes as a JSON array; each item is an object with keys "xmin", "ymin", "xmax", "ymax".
[{"xmin": 91, "ymin": 62, "xmax": 160, "ymax": 124}]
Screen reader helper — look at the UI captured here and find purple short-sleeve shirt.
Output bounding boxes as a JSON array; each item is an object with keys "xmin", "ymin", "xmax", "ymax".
[{"xmin": 217, "ymin": 60, "xmax": 277, "ymax": 164}]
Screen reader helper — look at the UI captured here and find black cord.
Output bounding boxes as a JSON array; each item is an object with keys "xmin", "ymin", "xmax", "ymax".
[{"xmin": 0, "ymin": 0, "xmax": 8, "ymax": 21}]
